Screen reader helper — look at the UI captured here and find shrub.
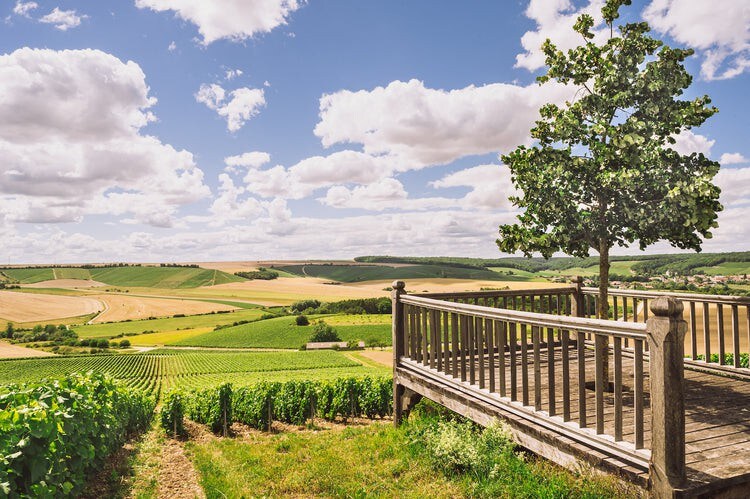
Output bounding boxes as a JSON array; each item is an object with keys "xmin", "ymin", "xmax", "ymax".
[
  {"xmin": 309, "ymin": 321, "xmax": 340, "ymax": 343},
  {"xmin": 120, "ymin": 339, "xmax": 131, "ymax": 348},
  {"xmin": 295, "ymin": 315, "xmax": 310, "ymax": 326}
]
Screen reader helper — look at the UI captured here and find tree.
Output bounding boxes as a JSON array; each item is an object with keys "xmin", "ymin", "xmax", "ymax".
[
  {"xmin": 497, "ymin": 0, "xmax": 722, "ymax": 381},
  {"xmin": 499, "ymin": 1, "xmax": 721, "ymax": 316},
  {"xmin": 309, "ymin": 321, "xmax": 341, "ymax": 343}
]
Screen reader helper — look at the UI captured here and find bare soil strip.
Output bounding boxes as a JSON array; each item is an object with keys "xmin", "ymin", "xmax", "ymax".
[
  {"xmin": 0, "ymin": 341, "xmax": 53, "ymax": 359},
  {"xmin": 158, "ymin": 423, "xmax": 206, "ymax": 499},
  {"xmin": 88, "ymin": 295, "xmax": 238, "ymax": 323}
]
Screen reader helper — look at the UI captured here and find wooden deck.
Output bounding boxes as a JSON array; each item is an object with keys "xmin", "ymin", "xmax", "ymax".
[
  {"xmin": 400, "ymin": 348, "xmax": 750, "ymax": 494},
  {"xmin": 392, "ymin": 283, "xmax": 750, "ymax": 497}
]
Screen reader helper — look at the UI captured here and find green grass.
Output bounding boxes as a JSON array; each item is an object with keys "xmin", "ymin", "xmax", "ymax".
[
  {"xmin": 0, "ymin": 349, "xmax": 385, "ymax": 393},
  {"xmin": 74, "ymin": 308, "xmax": 266, "ymax": 339},
  {"xmin": 54, "ymin": 267, "xmax": 92, "ymax": 279},
  {"xmin": 2, "ymin": 268, "xmax": 55, "ymax": 283},
  {"xmin": 174, "ymin": 315, "xmax": 392, "ymax": 349},
  {"xmin": 2, "ymin": 266, "xmax": 243, "ymax": 288},
  {"xmin": 185, "ymin": 405, "xmax": 630, "ymax": 499},
  {"xmin": 277, "ymin": 263, "xmax": 519, "ymax": 282},
  {"xmin": 694, "ymin": 262, "xmax": 750, "ymax": 276}
]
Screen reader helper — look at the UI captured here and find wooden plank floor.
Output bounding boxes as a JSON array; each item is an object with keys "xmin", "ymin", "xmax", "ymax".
[{"xmin": 414, "ymin": 345, "xmax": 750, "ymax": 489}]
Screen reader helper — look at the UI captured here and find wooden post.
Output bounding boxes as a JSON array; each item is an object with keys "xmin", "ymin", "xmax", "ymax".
[
  {"xmin": 392, "ymin": 280, "xmax": 406, "ymax": 426},
  {"xmin": 570, "ymin": 276, "xmax": 584, "ymax": 318},
  {"xmin": 647, "ymin": 296, "xmax": 687, "ymax": 498}
]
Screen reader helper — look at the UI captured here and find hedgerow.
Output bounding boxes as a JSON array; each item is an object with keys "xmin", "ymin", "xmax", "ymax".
[{"xmin": 0, "ymin": 372, "xmax": 154, "ymax": 497}]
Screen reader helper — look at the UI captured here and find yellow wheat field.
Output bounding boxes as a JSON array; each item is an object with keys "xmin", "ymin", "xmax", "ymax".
[{"xmin": 0, "ymin": 290, "xmax": 103, "ymax": 323}]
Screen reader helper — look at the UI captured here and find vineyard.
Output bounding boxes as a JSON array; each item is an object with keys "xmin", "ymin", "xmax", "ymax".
[
  {"xmin": 0, "ymin": 349, "xmax": 389, "ymax": 394},
  {"xmin": 174, "ymin": 314, "xmax": 392, "ymax": 349}
]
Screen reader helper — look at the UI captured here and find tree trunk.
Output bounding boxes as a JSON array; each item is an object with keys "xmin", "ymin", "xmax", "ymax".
[{"xmin": 598, "ymin": 239, "xmax": 611, "ymax": 384}]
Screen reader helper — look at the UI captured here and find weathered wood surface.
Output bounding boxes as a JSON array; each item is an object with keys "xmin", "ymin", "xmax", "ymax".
[{"xmin": 399, "ymin": 348, "xmax": 750, "ymax": 494}]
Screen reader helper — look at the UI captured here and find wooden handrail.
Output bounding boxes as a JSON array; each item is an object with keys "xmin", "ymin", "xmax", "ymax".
[
  {"xmin": 401, "ymin": 294, "xmax": 646, "ymax": 340},
  {"xmin": 414, "ymin": 286, "xmax": 575, "ymax": 300},
  {"xmin": 582, "ymin": 286, "xmax": 750, "ymax": 305}
]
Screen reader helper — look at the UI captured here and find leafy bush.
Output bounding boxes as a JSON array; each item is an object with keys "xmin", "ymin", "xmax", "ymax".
[
  {"xmin": 309, "ymin": 321, "xmax": 340, "ymax": 343},
  {"xmin": 160, "ymin": 391, "xmax": 185, "ymax": 437},
  {"xmin": 186, "ymin": 377, "xmax": 392, "ymax": 432},
  {"xmin": 295, "ymin": 315, "xmax": 309, "ymax": 326},
  {"xmin": 235, "ymin": 269, "xmax": 279, "ymax": 280},
  {"xmin": 0, "ymin": 373, "xmax": 154, "ymax": 497},
  {"xmin": 412, "ymin": 416, "xmax": 515, "ymax": 478}
]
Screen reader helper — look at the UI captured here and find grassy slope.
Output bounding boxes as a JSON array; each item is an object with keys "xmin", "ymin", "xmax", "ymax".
[
  {"xmin": 186, "ymin": 411, "xmax": 629, "ymax": 499},
  {"xmin": 278, "ymin": 264, "xmax": 519, "ymax": 282},
  {"xmin": 174, "ymin": 315, "xmax": 392, "ymax": 349},
  {"xmin": 2, "ymin": 266, "xmax": 243, "ymax": 288},
  {"xmin": 3, "ymin": 268, "xmax": 55, "ymax": 283},
  {"xmin": 75, "ymin": 308, "xmax": 266, "ymax": 339},
  {"xmin": 695, "ymin": 262, "xmax": 750, "ymax": 276}
]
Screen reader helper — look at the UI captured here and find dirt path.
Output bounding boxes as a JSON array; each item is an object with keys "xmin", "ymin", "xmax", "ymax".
[{"xmin": 157, "ymin": 425, "xmax": 205, "ymax": 499}]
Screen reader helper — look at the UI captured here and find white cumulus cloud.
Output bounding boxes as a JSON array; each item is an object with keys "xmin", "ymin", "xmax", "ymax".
[
  {"xmin": 12, "ymin": 1, "xmax": 37, "ymax": 17},
  {"xmin": 196, "ymin": 83, "xmax": 265, "ymax": 132},
  {"xmin": 0, "ymin": 48, "xmax": 209, "ymax": 227},
  {"xmin": 314, "ymin": 79, "xmax": 575, "ymax": 167},
  {"xmin": 39, "ymin": 7, "xmax": 86, "ymax": 30},
  {"xmin": 643, "ymin": 0, "xmax": 750, "ymax": 80},
  {"xmin": 134, "ymin": 0, "xmax": 302, "ymax": 45},
  {"xmin": 719, "ymin": 152, "xmax": 749, "ymax": 165}
]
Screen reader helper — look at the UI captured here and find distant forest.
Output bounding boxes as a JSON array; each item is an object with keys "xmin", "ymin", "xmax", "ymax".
[{"xmin": 355, "ymin": 252, "xmax": 750, "ymax": 276}]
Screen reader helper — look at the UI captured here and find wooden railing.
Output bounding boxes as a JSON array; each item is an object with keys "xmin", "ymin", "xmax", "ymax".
[
  {"xmin": 580, "ymin": 287, "xmax": 750, "ymax": 373},
  {"xmin": 393, "ymin": 281, "xmax": 689, "ymax": 496}
]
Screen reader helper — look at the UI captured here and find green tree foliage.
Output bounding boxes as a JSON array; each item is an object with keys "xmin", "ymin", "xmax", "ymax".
[
  {"xmin": 295, "ymin": 315, "xmax": 310, "ymax": 326},
  {"xmin": 309, "ymin": 321, "xmax": 341, "ymax": 343},
  {"xmin": 498, "ymin": 0, "xmax": 722, "ymax": 325}
]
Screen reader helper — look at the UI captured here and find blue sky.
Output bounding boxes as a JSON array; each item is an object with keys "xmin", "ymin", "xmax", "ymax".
[{"xmin": 0, "ymin": 0, "xmax": 748, "ymax": 263}]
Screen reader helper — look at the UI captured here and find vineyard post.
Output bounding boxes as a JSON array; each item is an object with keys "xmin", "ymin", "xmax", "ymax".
[{"xmin": 391, "ymin": 280, "xmax": 406, "ymax": 425}]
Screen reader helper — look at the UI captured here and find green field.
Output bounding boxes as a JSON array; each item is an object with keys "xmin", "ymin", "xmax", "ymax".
[
  {"xmin": 174, "ymin": 315, "xmax": 392, "ymax": 349},
  {"xmin": 694, "ymin": 262, "xmax": 750, "ymax": 276},
  {"xmin": 75, "ymin": 308, "xmax": 267, "ymax": 339},
  {"xmin": 0, "ymin": 349, "xmax": 387, "ymax": 393},
  {"xmin": 277, "ymin": 263, "xmax": 521, "ymax": 282},
  {"xmin": 2, "ymin": 266, "xmax": 243, "ymax": 287}
]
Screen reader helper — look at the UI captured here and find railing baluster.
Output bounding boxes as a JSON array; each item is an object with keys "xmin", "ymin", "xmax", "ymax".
[
  {"xmin": 443, "ymin": 311, "xmax": 450, "ymax": 374},
  {"xmin": 718, "ymin": 304, "xmax": 725, "ymax": 365},
  {"xmin": 595, "ymin": 334, "xmax": 605, "ymax": 434},
  {"xmin": 415, "ymin": 307, "xmax": 422, "ymax": 363},
  {"xmin": 562, "ymin": 329, "xmax": 570, "ymax": 421},
  {"xmin": 614, "ymin": 336, "xmax": 622, "ymax": 441},
  {"xmin": 451, "ymin": 313, "xmax": 459, "ymax": 378},
  {"xmin": 731, "ymin": 304, "xmax": 740, "ymax": 368},
  {"xmin": 510, "ymin": 322, "xmax": 518, "ymax": 401},
  {"xmin": 460, "ymin": 314, "xmax": 468, "ymax": 381},
  {"xmin": 577, "ymin": 331, "xmax": 587, "ymax": 428},
  {"xmin": 634, "ymin": 338, "xmax": 644, "ymax": 449},
  {"xmin": 521, "ymin": 319, "xmax": 529, "ymax": 406},
  {"xmin": 703, "ymin": 302, "xmax": 711, "ymax": 363},
  {"xmin": 499, "ymin": 320, "xmax": 507, "ymax": 397},
  {"xmin": 643, "ymin": 298, "xmax": 649, "ymax": 321},
  {"xmin": 690, "ymin": 301, "xmax": 697, "ymax": 360},
  {"xmin": 613, "ymin": 295, "xmax": 619, "ymax": 321},
  {"xmin": 547, "ymin": 326, "xmax": 555, "ymax": 416},
  {"xmin": 421, "ymin": 308, "xmax": 429, "ymax": 366},
  {"xmin": 623, "ymin": 296, "xmax": 629, "ymax": 322},
  {"xmin": 434, "ymin": 310, "xmax": 442, "ymax": 371},
  {"xmin": 477, "ymin": 316, "xmax": 485, "ymax": 389},
  {"xmin": 486, "ymin": 318, "xmax": 495, "ymax": 393},
  {"xmin": 533, "ymin": 325, "xmax": 542, "ymax": 411},
  {"xmin": 429, "ymin": 310, "xmax": 437, "ymax": 369},
  {"xmin": 469, "ymin": 314, "xmax": 476, "ymax": 384}
]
